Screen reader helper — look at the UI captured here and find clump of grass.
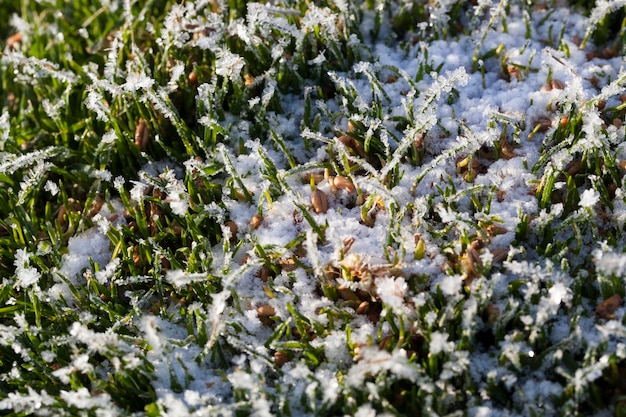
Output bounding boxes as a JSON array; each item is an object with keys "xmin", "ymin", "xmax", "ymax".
[{"xmin": 2, "ymin": 0, "xmax": 626, "ymax": 416}]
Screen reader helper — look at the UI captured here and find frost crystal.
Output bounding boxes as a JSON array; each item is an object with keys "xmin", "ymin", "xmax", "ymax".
[
  {"xmin": 429, "ymin": 331, "xmax": 452, "ymax": 355},
  {"xmin": 94, "ymin": 258, "xmax": 120, "ymax": 285},
  {"xmin": 166, "ymin": 270, "xmax": 208, "ymax": 288},
  {"xmin": 41, "ymin": 98, "xmax": 64, "ymax": 120},
  {"xmin": 85, "ymin": 88, "xmax": 110, "ymax": 122},
  {"xmin": 594, "ymin": 248, "xmax": 626, "ymax": 277},
  {"xmin": 9, "ymin": 14, "xmax": 30, "ymax": 35},
  {"xmin": 91, "ymin": 169, "xmax": 112, "ymax": 182},
  {"xmin": 354, "ymin": 403, "xmax": 378, "ymax": 417},
  {"xmin": 123, "ymin": 71, "xmax": 155, "ymax": 92},
  {"xmin": 215, "ymin": 49, "xmax": 244, "ymax": 82},
  {"xmin": 169, "ymin": 60, "xmax": 185, "ymax": 86},
  {"xmin": 0, "ymin": 387, "xmax": 54, "ymax": 414},
  {"xmin": 548, "ymin": 282, "xmax": 572, "ymax": 309},
  {"xmin": 579, "ymin": 188, "xmax": 599, "ymax": 209},
  {"xmin": 586, "ymin": 0, "xmax": 626, "ymax": 40},
  {"xmin": 347, "ymin": 347, "xmax": 419, "ymax": 387},
  {"xmin": 160, "ymin": 4, "xmax": 191, "ymax": 49},
  {"xmin": 301, "ymin": 6, "xmax": 338, "ymax": 40},
  {"xmin": 44, "ymin": 180, "xmax": 59, "ymax": 196},
  {"xmin": 0, "ymin": 112, "xmax": 9, "ymax": 149},
  {"xmin": 13, "ymin": 249, "xmax": 41, "ymax": 290},
  {"xmin": 113, "ymin": 176, "xmax": 125, "ymax": 191},
  {"xmin": 322, "ymin": 330, "xmax": 351, "ymax": 366},
  {"xmin": 60, "ymin": 387, "xmax": 113, "ymax": 410},
  {"xmin": 440, "ymin": 274, "xmax": 462, "ymax": 296},
  {"xmin": 376, "ymin": 276, "xmax": 408, "ymax": 314}
]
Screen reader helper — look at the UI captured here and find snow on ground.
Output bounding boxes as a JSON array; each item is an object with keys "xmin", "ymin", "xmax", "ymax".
[
  {"xmin": 149, "ymin": 6, "xmax": 620, "ymax": 411},
  {"xmin": 6, "ymin": 1, "xmax": 626, "ymax": 416}
]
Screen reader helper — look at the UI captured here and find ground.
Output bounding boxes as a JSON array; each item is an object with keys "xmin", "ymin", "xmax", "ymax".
[{"xmin": 1, "ymin": 1, "xmax": 626, "ymax": 416}]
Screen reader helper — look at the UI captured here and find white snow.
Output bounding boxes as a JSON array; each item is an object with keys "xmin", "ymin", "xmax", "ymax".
[{"xmin": 7, "ymin": 1, "xmax": 626, "ymax": 415}]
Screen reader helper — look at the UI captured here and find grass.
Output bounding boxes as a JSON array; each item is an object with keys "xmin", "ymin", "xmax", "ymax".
[{"xmin": 1, "ymin": 0, "xmax": 626, "ymax": 416}]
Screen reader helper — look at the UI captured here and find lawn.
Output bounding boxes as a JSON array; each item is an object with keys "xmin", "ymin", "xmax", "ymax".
[{"xmin": 1, "ymin": 0, "xmax": 626, "ymax": 416}]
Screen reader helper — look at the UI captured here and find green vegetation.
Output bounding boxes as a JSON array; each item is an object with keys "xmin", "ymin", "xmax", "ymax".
[{"xmin": 1, "ymin": 0, "xmax": 626, "ymax": 416}]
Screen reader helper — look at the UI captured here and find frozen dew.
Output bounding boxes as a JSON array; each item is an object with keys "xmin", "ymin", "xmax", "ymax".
[
  {"xmin": 40, "ymin": 350, "xmax": 55, "ymax": 363},
  {"xmin": 424, "ymin": 310, "xmax": 437, "ymax": 327},
  {"xmin": 440, "ymin": 274, "xmax": 462, "ymax": 297},
  {"xmin": 347, "ymin": 347, "xmax": 419, "ymax": 388},
  {"xmin": 123, "ymin": 71, "xmax": 155, "ymax": 93},
  {"xmin": 129, "ymin": 180, "xmax": 149, "ymax": 202},
  {"xmin": 584, "ymin": 0, "xmax": 626, "ymax": 44},
  {"xmin": 165, "ymin": 269, "xmax": 208, "ymax": 288},
  {"xmin": 70, "ymin": 353, "xmax": 94, "ymax": 375},
  {"xmin": 571, "ymin": 358, "xmax": 610, "ymax": 397},
  {"xmin": 18, "ymin": 160, "xmax": 53, "ymax": 205},
  {"xmin": 548, "ymin": 281, "xmax": 573, "ymax": 310},
  {"xmin": 579, "ymin": 188, "xmax": 600, "ymax": 209},
  {"xmin": 429, "ymin": 331, "xmax": 453, "ymax": 355},
  {"xmin": 162, "ymin": 169, "xmax": 189, "ymax": 216},
  {"xmin": 41, "ymin": 98, "xmax": 64, "ymax": 120},
  {"xmin": 101, "ymin": 129, "xmax": 117, "ymax": 145},
  {"xmin": 60, "ymin": 387, "xmax": 114, "ymax": 411},
  {"xmin": 215, "ymin": 48, "xmax": 245, "ymax": 83},
  {"xmin": 3, "ymin": 52, "xmax": 78, "ymax": 85},
  {"xmin": 103, "ymin": 32, "xmax": 122, "ymax": 81},
  {"xmin": 94, "ymin": 258, "xmax": 120, "ymax": 285},
  {"xmin": 91, "ymin": 168, "xmax": 112, "ymax": 182},
  {"xmin": 160, "ymin": 4, "xmax": 191, "ymax": 49},
  {"xmin": 9, "ymin": 14, "xmax": 30, "ymax": 36},
  {"xmin": 51, "ymin": 364, "xmax": 72, "ymax": 384},
  {"xmin": 113, "ymin": 176, "xmax": 125, "ymax": 192},
  {"xmin": 0, "ymin": 387, "xmax": 54, "ymax": 415},
  {"xmin": 375, "ymin": 276, "xmax": 408, "ymax": 314},
  {"xmin": 354, "ymin": 403, "xmax": 378, "ymax": 417},
  {"xmin": 85, "ymin": 87, "xmax": 110, "ymax": 122},
  {"xmin": 13, "ymin": 248, "xmax": 41, "ymax": 290},
  {"xmin": 321, "ymin": 330, "xmax": 352, "ymax": 366},
  {"xmin": 168, "ymin": 60, "xmax": 185, "ymax": 86},
  {"xmin": 0, "ymin": 111, "xmax": 9, "ymax": 149},
  {"xmin": 44, "ymin": 180, "xmax": 59, "ymax": 196},
  {"xmin": 301, "ymin": 5, "xmax": 339, "ymax": 40}
]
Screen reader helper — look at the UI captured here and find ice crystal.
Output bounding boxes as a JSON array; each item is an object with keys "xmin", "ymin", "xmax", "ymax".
[
  {"xmin": 165, "ymin": 270, "xmax": 209, "ymax": 288},
  {"xmin": 123, "ymin": 70, "xmax": 155, "ymax": 93},
  {"xmin": 44, "ymin": 180, "xmax": 59, "ymax": 196},
  {"xmin": 60, "ymin": 388, "xmax": 114, "ymax": 411},
  {"xmin": 13, "ymin": 249, "xmax": 41, "ymax": 290},
  {"xmin": 85, "ymin": 87, "xmax": 110, "ymax": 122},
  {"xmin": 429, "ymin": 331, "xmax": 453, "ymax": 355},
  {"xmin": 9, "ymin": 14, "xmax": 30, "ymax": 36},
  {"xmin": 347, "ymin": 347, "xmax": 419, "ymax": 387},
  {"xmin": 215, "ymin": 49, "xmax": 245, "ymax": 82},
  {"xmin": 0, "ymin": 387, "xmax": 55, "ymax": 415},
  {"xmin": 2, "ymin": 52, "xmax": 77, "ymax": 84},
  {"xmin": 41, "ymin": 98, "xmax": 64, "ymax": 120},
  {"xmin": 160, "ymin": 4, "xmax": 191, "ymax": 49},
  {"xmin": 376, "ymin": 276, "xmax": 409, "ymax": 315},
  {"xmin": 579, "ymin": 188, "xmax": 600, "ymax": 209},
  {"xmin": 301, "ymin": 5, "xmax": 339, "ymax": 40},
  {"xmin": 0, "ymin": 112, "xmax": 9, "ymax": 150},
  {"xmin": 585, "ymin": 0, "xmax": 626, "ymax": 43},
  {"xmin": 94, "ymin": 258, "xmax": 120, "ymax": 285}
]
